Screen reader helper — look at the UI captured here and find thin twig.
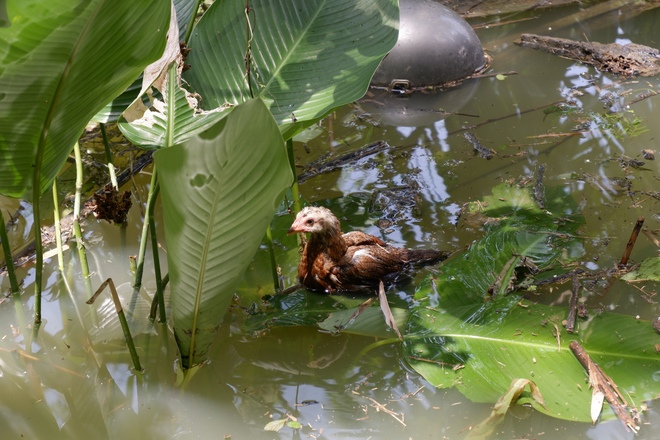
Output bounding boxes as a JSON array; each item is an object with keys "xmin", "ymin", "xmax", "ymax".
[
  {"xmin": 365, "ymin": 396, "xmax": 406, "ymax": 426},
  {"xmin": 620, "ymin": 217, "xmax": 644, "ymax": 266},
  {"xmin": 565, "ymin": 272, "xmax": 579, "ymax": 333},
  {"xmin": 88, "ymin": 278, "xmax": 143, "ymax": 372},
  {"xmin": 448, "ymin": 99, "xmax": 567, "ymax": 136},
  {"xmin": 625, "ymin": 88, "xmax": 659, "ymax": 107}
]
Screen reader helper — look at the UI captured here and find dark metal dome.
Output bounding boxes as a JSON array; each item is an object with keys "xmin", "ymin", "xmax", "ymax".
[{"xmin": 371, "ymin": 0, "xmax": 487, "ymax": 89}]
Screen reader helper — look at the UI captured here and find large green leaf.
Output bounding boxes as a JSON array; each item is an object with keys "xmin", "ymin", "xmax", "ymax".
[
  {"xmin": 404, "ymin": 184, "xmax": 658, "ymax": 422},
  {"xmin": 0, "ymin": 0, "xmax": 170, "ymax": 199},
  {"xmin": 184, "ymin": 0, "xmax": 399, "ymax": 139},
  {"xmin": 404, "ymin": 297, "xmax": 659, "ymax": 422},
  {"xmin": 154, "ymin": 98, "xmax": 292, "ymax": 368}
]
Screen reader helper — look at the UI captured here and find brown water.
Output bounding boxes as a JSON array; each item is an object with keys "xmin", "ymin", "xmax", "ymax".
[{"xmin": 1, "ymin": 2, "xmax": 660, "ymax": 439}]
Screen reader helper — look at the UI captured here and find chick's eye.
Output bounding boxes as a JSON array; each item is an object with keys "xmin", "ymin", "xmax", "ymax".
[{"xmin": 305, "ymin": 219, "xmax": 314, "ymax": 225}]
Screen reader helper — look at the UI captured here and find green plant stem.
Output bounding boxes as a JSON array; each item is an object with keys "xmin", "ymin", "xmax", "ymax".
[
  {"xmin": 286, "ymin": 138, "xmax": 301, "ymax": 215},
  {"xmin": 265, "ymin": 226, "xmax": 280, "ymax": 291},
  {"xmin": 131, "ymin": 168, "xmax": 159, "ymax": 310},
  {"xmin": 0, "ymin": 210, "xmax": 20, "ymax": 295},
  {"xmin": 183, "ymin": 0, "xmax": 204, "ymax": 44},
  {"xmin": 100, "ymin": 123, "xmax": 118, "ymax": 190},
  {"xmin": 88, "ymin": 278, "xmax": 142, "ymax": 372},
  {"xmin": 32, "ymin": 199, "xmax": 43, "ymax": 324},
  {"xmin": 148, "ymin": 182, "xmax": 166, "ymax": 323},
  {"xmin": 72, "ymin": 144, "xmax": 93, "ymax": 296},
  {"xmin": 51, "ymin": 180, "xmax": 65, "ymax": 271},
  {"xmin": 149, "ymin": 272, "xmax": 169, "ymax": 319}
]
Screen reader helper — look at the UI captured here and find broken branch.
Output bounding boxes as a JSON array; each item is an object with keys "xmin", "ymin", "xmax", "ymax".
[{"xmin": 569, "ymin": 341, "xmax": 639, "ymax": 432}]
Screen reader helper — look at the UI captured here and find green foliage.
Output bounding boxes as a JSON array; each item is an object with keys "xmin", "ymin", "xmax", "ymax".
[
  {"xmin": 118, "ymin": 0, "xmax": 398, "ymax": 368},
  {"xmin": 406, "ymin": 184, "xmax": 658, "ymax": 422},
  {"xmin": 119, "ymin": 64, "xmax": 231, "ymax": 149},
  {"xmin": 184, "ymin": 0, "xmax": 399, "ymax": 139},
  {"xmin": 622, "ymin": 257, "xmax": 660, "ymax": 282},
  {"xmin": 405, "ymin": 292, "xmax": 659, "ymax": 422},
  {"xmin": 248, "ymin": 183, "xmax": 660, "ymax": 423},
  {"xmin": 0, "ymin": 0, "xmax": 170, "ymax": 199},
  {"xmin": 0, "ymin": 0, "xmax": 399, "ymax": 368},
  {"xmin": 155, "ymin": 98, "xmax": 292, "ymax": 368}
]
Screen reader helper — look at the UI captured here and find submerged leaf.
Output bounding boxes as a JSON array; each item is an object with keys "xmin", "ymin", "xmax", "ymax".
[
  {"xmin": 406, "ymin": 289, "xmax": 659, "ymax": 422},
  {"xmin": 467, "ymin": 378, "xmax": 546, "ymax": 439}
]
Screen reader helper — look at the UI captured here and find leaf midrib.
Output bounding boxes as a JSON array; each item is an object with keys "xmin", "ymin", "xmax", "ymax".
[
  {"xmin": 256, "ymin": 0, "xmax": 327, "ymax": 100},
  {"xmin": 188, "ymin": 166, "xmax": 223, "ymax": 365},
  {"xmin": 407, "ymin": 332, "xmax": 658, "ymax": 362}
]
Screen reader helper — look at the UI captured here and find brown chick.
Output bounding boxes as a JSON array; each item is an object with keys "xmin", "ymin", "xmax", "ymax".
[{"xmin": 288, "ymin": 206, "xmax": 450, "ymax": 292}]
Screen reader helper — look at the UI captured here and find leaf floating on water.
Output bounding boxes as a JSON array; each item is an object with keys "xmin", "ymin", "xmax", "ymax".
[
  {"xmin": 287, "ymin": 420, "xmax": 302, "ymax": 429},
  {"xmin": 621, "ymin": 257, "xmax": 660, "ymax": 282},
  {"xmin": 264, "ymin": 419, "xmax": 287, "ymax": 432}
]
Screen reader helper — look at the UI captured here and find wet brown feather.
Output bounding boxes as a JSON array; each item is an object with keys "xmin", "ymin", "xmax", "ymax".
[{"xmin": 288, "ymin": 206, "xmax": 450, "ymax": 292}]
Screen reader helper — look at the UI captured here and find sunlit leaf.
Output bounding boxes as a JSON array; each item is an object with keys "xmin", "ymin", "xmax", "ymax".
[
  {"xmin": 155, "ymin": 99, "xmax": 292, "ymax": 368},
  {"xmin": 0, "ymin": 0, "xmax": 170, "ymax": 199},
  {"xmin": 405, "ymin": 296, "xmax": 659, "ymax": 422},
  {"xmin": 184, "ymin": 0, "xmax": 399, "ymax": 139},
  {"xmin": 621, "ymin": 257, "xmax": 660, "ymax": 282},
  {"xmin": 405, "ymin": 184, "xmax": 658, "ymax": 422},
  {"xmin": 264, "ymin": 419, "xmax": 287, "ymax": 432}
]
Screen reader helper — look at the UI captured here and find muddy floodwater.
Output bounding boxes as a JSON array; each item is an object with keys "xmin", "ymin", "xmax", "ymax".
[{"xmin": 1, "ymin": 2, "xmax": 660, "ymax": 440}]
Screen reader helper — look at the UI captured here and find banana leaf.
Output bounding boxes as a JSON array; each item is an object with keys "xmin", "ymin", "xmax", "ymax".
[
  {"xmin": 404, "ymin": 184, "xmax": 659, "ymax": 422},
  {"xmin": 405, "ymin": 294, "xmax": 659, "ymax": 422},
  {"xmin": 154, "ymin": 98, "xmax": 292, "ymax": 368},
  {"xmin": 184, "ymin": 0, "xmax": 399, "ymax": 139},
  {"xmin": 0, "ymin": 0, "xmax": 170, "ymax": 200}
]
